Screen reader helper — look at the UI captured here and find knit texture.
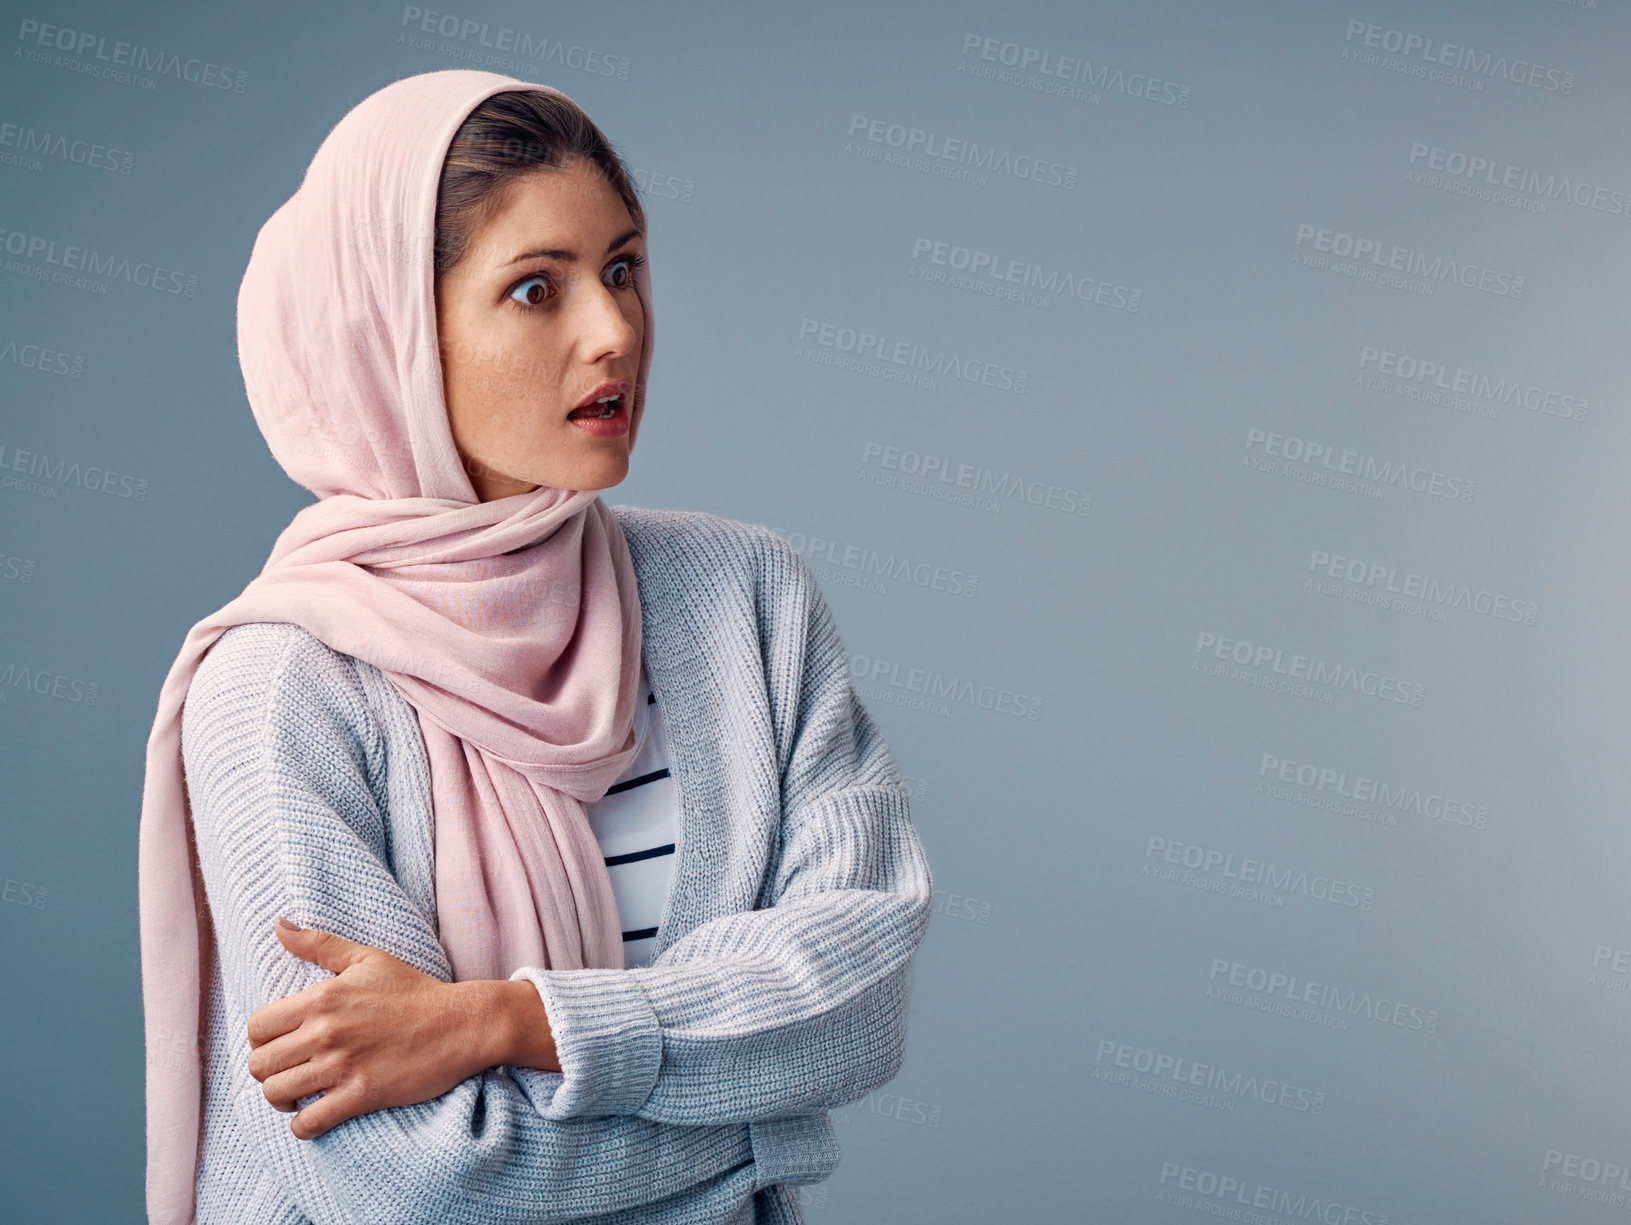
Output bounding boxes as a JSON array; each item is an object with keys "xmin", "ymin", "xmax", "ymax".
[{"xmin": 181, "ymin": 505, "xmax": 935, "ymax": 1224}]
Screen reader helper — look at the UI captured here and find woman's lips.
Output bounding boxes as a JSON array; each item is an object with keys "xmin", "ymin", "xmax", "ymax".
[
  {"xmin": 566, "ymin": 395, "xmax": 630, "ymax": 437},
  {"xmin": 570, "ymin": 379, "xmax": 632, "ymax": 411}
]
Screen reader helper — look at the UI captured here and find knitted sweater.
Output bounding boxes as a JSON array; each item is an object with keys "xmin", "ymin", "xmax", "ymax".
[{"xmin": 177, "ymin": 504, "xmax": 933, "ymax": 1225}]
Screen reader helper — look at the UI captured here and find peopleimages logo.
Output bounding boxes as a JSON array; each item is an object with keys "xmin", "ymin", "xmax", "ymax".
[
  {"xmin": 958, "ymin": 32, "xmax": 1194, "ymax": 107},
  {"xmin": 848, "ymin": 652, "xmax": 1042, "ymax": 720},
  {"xmin": 910, "ymin": 235, "xmax": 1142, "ymax": 311},
  {"xmin": 1194, "ymin": 630, "xmax": 1426, "ymax": 707},
  {"xmin": 1544, "ymin": 1149, "xmax": 1631, "ymax": 1192},
  {"xmin": 1342, "ymin": 19, "xmax": 1575, "ymax": 93},
  {"xmin": 0, "ymin": 661, "xmax": 99, "ymax": 705},
  {"xmin": 0, "ymin": 441, "xmax": 149, "ymax": 501},
  {"xmin": 1094, "ymin": 1039, "xmax": 1327, "ymax": 1114},
  {"xmin": 1244, "ymin": 428, "xmax": 1474, "ymax": 503},
  {"xmin": 1294, "ymin": 223, "xmax": 1524, "ymax": 298},
  {"xmin": 1257, "ymin": 754, "xmax": 1489, "ymax": 831},
  {"xmin": 0, "ymin": 874, "xmax": 47, "ymax": 910},
  {"xmin": 0, "ymin": 226, "xmax": 197, "ymax": 296},
  {"xmin": 767, "ymin": 525, "xmax": 980, "ymax": 599},
  {"xmin": 1307, "ymin": 549, "xmax": 1539, "ymax": 626},
  {"xmin": 0, "ymin": 336, "xmax": 84, "ymax": 379},
  {"xmin": 1207, "ymin": 957, "xmax": 1440, "ymax": 1033},
  {"xmin": 0, "ymin": 122, "xmax": 133, "ymax": 174},
  {"xmin": 860, "ymin": 441, "xmax": 1090, "ymax": 517},
  {"xmin": 1156, "ymin": 1161, "xmax": 1389, "ymax": 1224},
  {"xmin": 1407, "ymin": 143, "xmax": 1627, "ymax": 218},
  {"xmin": 631, "ymin": 166, "xmax": 695, "ymax": 203},
  {"xmin": 396, "ymin": 5, "xmax": 632, "ymax": 79},
  {"xmin": 1144, "ymin": 837, "xmax": 1376, "ymax": 910},
  {"xmin": 797, "ymin": 318, "xmax": 1029, "ymax": 394},
  {"xmin": 1589, "ymin": 945, "xmax": 1631, "ymax": 994},
  {"xmin": 1358, "ymin": 345, "xmax": 1587, "ymax": 423},
  {"xmin": 0, "ymin": 551, "xmax": 35, "ymax": 583},
  {"xmin": 14, "ymin": 18, "xmax": 249, "ymax": 91},
  {"xmin": 846, "ymin": 114, "xmax": 1078, "ymax": 189}
]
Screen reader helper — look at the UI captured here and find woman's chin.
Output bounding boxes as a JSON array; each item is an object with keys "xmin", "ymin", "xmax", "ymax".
[{"xmin": 545, "ymin": 454, "xmax": 631, "ymax": 495}]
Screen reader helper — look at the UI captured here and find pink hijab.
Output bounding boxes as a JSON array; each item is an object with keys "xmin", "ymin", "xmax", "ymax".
[{"xmin": 138, "ymin": 69, "xmax": 653, "ymax": 1224}]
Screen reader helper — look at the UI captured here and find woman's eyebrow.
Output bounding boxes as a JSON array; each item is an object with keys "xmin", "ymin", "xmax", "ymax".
[{"xmin": 500, "ymin": 227, "xmax": 643, "ymax": 268}]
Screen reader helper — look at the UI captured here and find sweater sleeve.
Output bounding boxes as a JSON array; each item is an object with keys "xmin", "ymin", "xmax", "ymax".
[
  {"xmin": 181, "ymin": 624, "xmax": 822, "ymax": 1225},
  {"xmin": 508, "ymin": 533, "xmax": 935, "ymax": 1127}
]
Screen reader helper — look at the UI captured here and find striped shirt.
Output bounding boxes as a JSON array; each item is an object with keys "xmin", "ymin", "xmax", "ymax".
[{"xmin": 586, "ymin": 662, "xmax": 678, "ymax": 969}]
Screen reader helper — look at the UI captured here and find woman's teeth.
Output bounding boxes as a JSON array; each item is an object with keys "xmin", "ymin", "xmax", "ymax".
[{"xmin": 574, "ymin": 397, "xmax": 620, "ymax": 418}]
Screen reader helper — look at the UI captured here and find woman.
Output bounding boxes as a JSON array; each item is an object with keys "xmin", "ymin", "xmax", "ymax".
[{"xmin": 139, "ymin": 69, "xmax": 933, "ymax": 1225}]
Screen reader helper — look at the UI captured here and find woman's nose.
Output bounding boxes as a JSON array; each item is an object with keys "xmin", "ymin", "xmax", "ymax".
[{"xmin": 578, "ymin": 283, "xmax": 638, "ymax": 362}]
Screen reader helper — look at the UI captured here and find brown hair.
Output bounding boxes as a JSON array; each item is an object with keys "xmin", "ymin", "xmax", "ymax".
[{"xmin": 433, "ymin": 89, "xmax": 646, "ymax": 285}]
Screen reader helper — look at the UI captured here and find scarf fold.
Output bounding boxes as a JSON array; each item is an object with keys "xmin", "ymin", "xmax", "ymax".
[{"xmin": 137, "ymin": 69, "xmax": 653, "ymax": 1225}]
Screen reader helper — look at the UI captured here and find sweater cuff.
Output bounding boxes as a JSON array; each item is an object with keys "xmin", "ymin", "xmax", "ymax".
[
  {"xmin": 748, "ymin": 1112, "xmax": 842, "ymax": 1190},
  {"xmin": 507, "ymin": 965, "xmax": 662, "ymax": 1118}
]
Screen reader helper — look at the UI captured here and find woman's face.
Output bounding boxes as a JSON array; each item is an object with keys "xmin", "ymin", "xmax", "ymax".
[{"xmin": 435, "ymin": 156, "xmax": 645, "ymax": 501}]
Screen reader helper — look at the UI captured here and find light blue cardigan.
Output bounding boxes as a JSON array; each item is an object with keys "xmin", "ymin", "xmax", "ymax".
[{"xmin": 179, "ymin": 505, "xmax": 934, "ymax": 1224}]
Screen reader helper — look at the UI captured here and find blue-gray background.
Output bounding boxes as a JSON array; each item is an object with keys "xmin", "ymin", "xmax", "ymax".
[{"xmin": 3, "ymin": 0, "xmax": 1625, "ymax": 1220}]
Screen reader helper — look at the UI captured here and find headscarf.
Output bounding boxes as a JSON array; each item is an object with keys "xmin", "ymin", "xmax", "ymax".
[{"xmin": 137, "ymin": 69, "xmax": 653, "ymax": 1225}]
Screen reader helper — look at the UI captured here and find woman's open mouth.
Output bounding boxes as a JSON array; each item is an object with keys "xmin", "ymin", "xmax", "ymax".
[
  {"xmin": 567, "ymin": 385, "xmax": 631, "ymax": 437},
  {"xmin": 571, "ymin": 395, "xmax": 621, "ymax": 419}
]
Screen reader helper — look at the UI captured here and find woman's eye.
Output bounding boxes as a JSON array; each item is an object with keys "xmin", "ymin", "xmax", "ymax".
[
  {"xmin": 510, "ymin": 276, "xmax": 550, "ymax": 307},
  {"xmin": 606, "ymin": 260, "xmax": 632, "ymax": 288}
]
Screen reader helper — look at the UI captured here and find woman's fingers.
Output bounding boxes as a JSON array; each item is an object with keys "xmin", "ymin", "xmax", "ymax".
[
  {"xmin": 290, "ymin": 1077, "xmax": 379, "ymax": 1140},
  {"xmin": 242, "ymin": 939, "xmax": 476, "ymax": 1138},
  {"xmin": 251, "ymin": 923, "xmax": 397, "ymax": 1050},
  {"xmin": 247, "ymin": 979, "xmax": 330, "ymax": 1048},
  {"xmin": 246, "ymin": 1022, "xmax": 321, "ymax": 1085},
  {"xmin": 274, "ymin": 921, "xmax": 382, "ymax": 976},
  {"xmin": 261, "ymin": 1057, "xmax": 337, "ymax": 1113}
]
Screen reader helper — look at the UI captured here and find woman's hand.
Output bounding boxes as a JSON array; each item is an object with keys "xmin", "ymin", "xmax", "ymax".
[{"xmin": 248, "ymin": 916, "xmax": 523, "ymax": 1140}]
